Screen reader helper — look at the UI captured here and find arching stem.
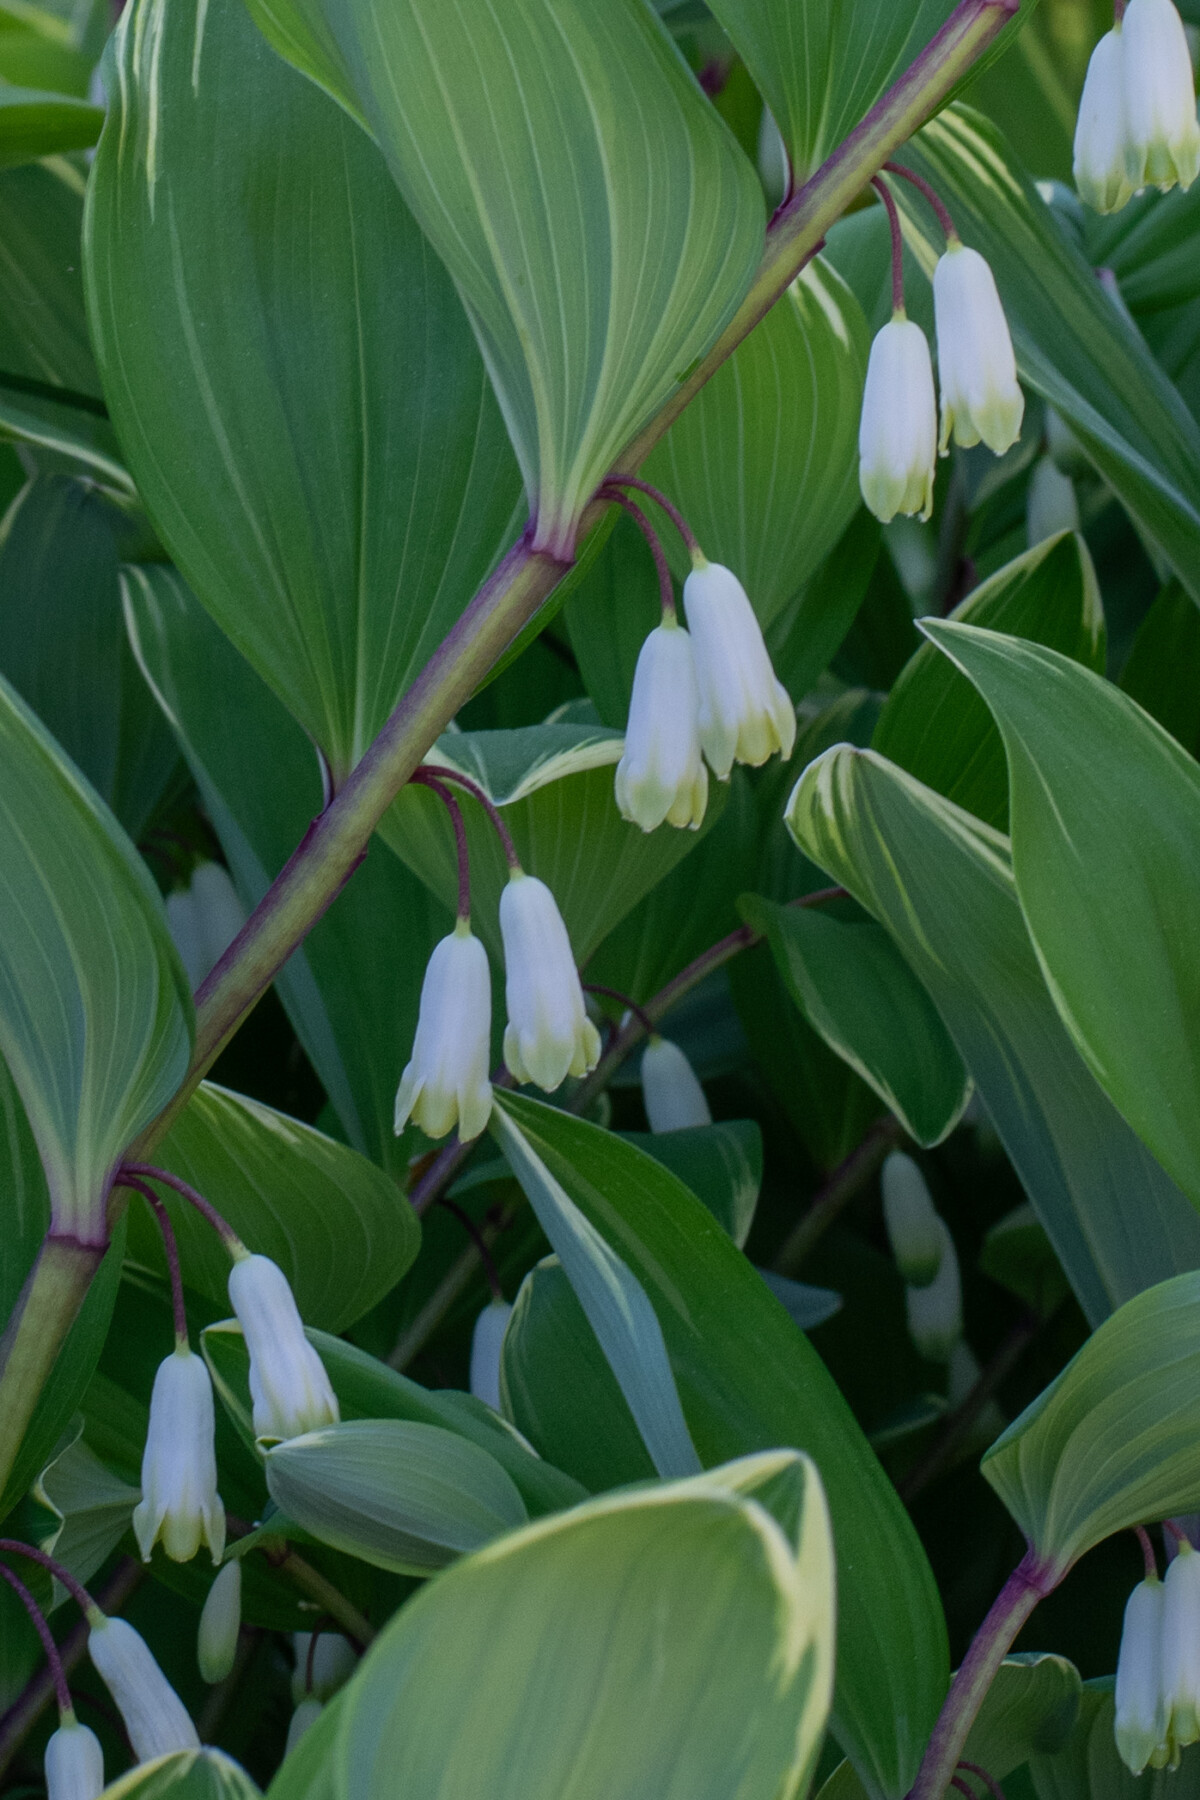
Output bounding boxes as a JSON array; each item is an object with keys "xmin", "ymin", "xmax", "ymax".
[
  {"xmin": 0, "ymin": 1563, "xmax": 72, "ymax": 1716},
  {"xmin": 872, "ymin": 173, "xmax": 907, "ymax": 314}
]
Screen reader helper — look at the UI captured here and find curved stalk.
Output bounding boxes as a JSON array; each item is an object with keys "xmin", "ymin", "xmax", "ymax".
[{"xmin": 0, "ymin": 1237, "xmax": 106, "ymax": 1505}]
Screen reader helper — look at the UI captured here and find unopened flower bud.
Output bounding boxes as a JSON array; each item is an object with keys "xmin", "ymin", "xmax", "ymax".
[
  {"xmin": 1027, "ymin": 457, "xmax": 1080, "ymax": 546},
  {"xmin": 394, "ymin": 921, "xmax": 493, "ymax": 1141},
  {"xmin": 641, "ymin": 1037, "xmax": 711, "ymax": 1133},
  {"xmin": 45, "ymin": 1718, "xmax": 104, "ymax": 1800},
  {"xmin": 1074, "ymin": 27, "xmax": 1136, "ymax": 213},
  {"xmin": 882, "ymin": 1152, "xmax": 942, "ymax": 1287},
  {"xmin": 500, "ymin": 872, "xmax": 600, "ymax": 1092},
  {"xmin": 291, "ymin": 1631, "xmax": 357, "ymax": 1704},
  {"xmin": 859, "ymin": 317, "xmax": 938, "ymax": 523},
  {"xmin": 197, "ymin": 1559, "xmax": 242, "ymax": 1684},
  {"xmin": 1123, "ymin": 0, "xmax": 1200, "ymax": 195},
  {"xmin": 1163, "ymin": 1540, "xmax": 1200, "ymax": 1749},
  {"xmin": 681, "ymin": 560, "xmax": 795, "ymax": 781},
  {"xmin": 933, "ymin": 243, "xmax": 1024, "ymax": 457},
  {"xmin": 904, "ymin": 1217, "xmax": 962, "ymax": 1361},
  {"xmin": 1116, "ymin": 1576, "xmax": 1171, "ymax": 1774},
  {"xmin": 615, "ymin": 620, "xmax": 708, "ymax": 832},
  {"xmin": 469, "ymin": 1298, "xmax": 513, "ymax": 1412},
  {"xmin": 88, "ymin": 1615, "xmax": 199, "ymax": 1761},
  {"xmin": 227, "ymin": 1254, "xmax": 340, "ymax": 1443},
  {"xmin": 285, "ymin": 1697, "xmax": 324, "ymax": 1755},
  {"xmin": 133, "ymin": 1346, "xmax": 224, "ymax": 1565}
]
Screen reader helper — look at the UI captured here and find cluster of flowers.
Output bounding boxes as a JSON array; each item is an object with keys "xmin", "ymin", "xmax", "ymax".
[
  {"xmin": 1075, "ymin": 0, "xmax": 1200, "ymax": 214},
  {"xmin": 1116, "ymin": 1537, "xmax": 1200, "ymax": 1773}
]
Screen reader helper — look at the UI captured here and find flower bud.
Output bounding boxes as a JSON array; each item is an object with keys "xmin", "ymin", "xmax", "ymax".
[
  {"xmin": 1027, "ymin": 457, "xmax": 1080, "ymax": 546},
  {"xmin": 882, "ymin": 1152, "xmax": 942, "ymax": 1287},
  {"xmin": 933, "ymin": 244, "xmax": 1024, "ymax": 457},
  {"xmin": 615, "ymin": 620, "xmax": 708, "ymax": 832},
  {"xmin": 904, "ymin": 1217, "xmax": 962, "ymax": 1362},
  {"xmin": 500, "ymin": 873, "xmax": 600, "ymax": 1092},
  {"xmin": 1123, "ymin": 0, "xmax": 1200, "ymax": 195},
  {"xmin": 285, "ymin": 1697, "xmax": 324, "ymax": 1755},
  {"xmin": 1074, "ymin": 27, "xmax": 1136, "ymax": 213},
  {"xmin": 197, "ymin": 1559, "xmax": 242, "ymax": 1684},
  {"xmin": 858, "ymin": 317, "xmax": 938, "ymax": 523},
  {"xmin": 291, "ymin": 1631, "xmax": 357, "ymax": 1704},
  {"xmin": 469, "ymin": 1298, "xmax": 513, "ymax": 1412},
  {"xmin": 1163, "ymin": 1540, "xmax": 1200, "ymax": 1749},
  {"xmin": 1116, "ymin": 1576, "xmax": 1171, "ymax": 1774},
  {"xmin": 641, "ymin": 1037, "xmax": 711, "ymax": 1133},
  {"xmin": 227, "ymin": 1254, "xmax": 340, "ymax": 1443},
  {"xmin": 166, "ymin": 863, "xmax": 246, "ymax": 991},
  {"xmin": 87, "ymin": 1615, "xmax": 200, "ymax": 1762},
  {"xmin": 133, "ymin": 1346, "xmax": 225, "ymax": 1565},
  {"xmin": 45, "ymin": 1719, "xmax": 104, "ymax": 1800},
  {"xmin": 681, "ymin": 560, "xmax": 795, "ymax": 781},
  {"xmin": 394, "ymin": 921, "xmax": 493, "ymax": 1141}
]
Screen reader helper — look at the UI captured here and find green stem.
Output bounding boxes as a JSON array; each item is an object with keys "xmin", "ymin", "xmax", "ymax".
[
  {"xmin": 269, "ymin": 1544, "xmax": 375, "ymax": 1649},
  {"xmin": 774, "ymin": 1116, "xmax": 904, "ymax": 1274},
  {"xmin": 0, "ymin": 1235, "xmax": 106, "ymax": 1504}
]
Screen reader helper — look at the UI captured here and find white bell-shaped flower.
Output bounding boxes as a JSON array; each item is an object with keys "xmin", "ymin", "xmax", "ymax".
[
  {"xmin": 1027, "ymin": 457, "xmax": 1080, "ymax": 545},
  {"xmin": 681, "ymin": 560, "xmax": 795, "ymax": 780},
  {"xmin": 197, "ymin": 1559, "xmax": 242, "ymax": 1684},
  {"xmin": 859, "ymin": 316, "xmax": 938, "ymax": 523},
  {"xmin": 1164, "ymin": 1540, "xmax": 1200, "ymax": 1749},
  {"xmin": 500, "ymin": 872, "xmax": 600, "ymax": 1091},
  {"xmin": 45, "ymin": 1718, "xmax": 104, "ymax": 1800},
  {"xmin": 641, "ymin": 1037, "xmax": 712, "ymax": 1133},
  {"xmin": 904, "ymin": 1217, "xmax": 962, "ymax": 1362},
  {"xmin": 394, "ymin": 921, "xmax": 493, "ymax": 1141},
  {"xmin": 88, "ymin": 1616, "xmax": 200, "ymax": 1762},
  {"xmin": 291, "ymin": 1632, "xmax": 357, "ymax": 1704},
  {"xmin": 1074, "ymin": 26, "xmax": 1136, "ymax": 213},
  {"xmin": 133, "ymin": 1346, "xmax": 224, "ymax": 1565},
  {"xmin": 1116, "ymin": 1576, "xmax": 1171, "ymax": 1773},
  {"xmin": 933, "ymin": 243, "xmax": 1024, "ymax": 456},
  {"xmin": 1123, "ymin": 0, "xmax": 1200, "ymax": 194},
  {"xmin": 615, "ymin": 619, "xmax": 708, "ymax": 833},
  {"xmin": 227, "ymin": 1254, "xmax": 340, "ymax": 1443},
  {"xmin": 285, "ymin": 1698, "xmax": 324, "ymax": 1755},
  {"xmin": 469, "ymin": 1298, "xmax": 513, "ymax": 1411},
  {"xmin": 882, "ymin": 1152, "xmax": 942, "ymax": 1287}
]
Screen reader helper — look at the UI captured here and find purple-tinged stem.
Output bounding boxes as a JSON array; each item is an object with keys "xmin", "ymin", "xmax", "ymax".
[
  {"xmin": 908, "ymin": 1551, "xmax": 1057, "ymax": 1800},
  {"xmin": 603, "ymin": 477, "xmax": 701, "ymax": 560},
  {"xmin": 583, "ymin": 982, "xmax": 658, "ymax": 1040},
  {"xmin": 599, "ymin": 487, "xmax": 677, "ymax": 620},
  {"xmin": 885, "ymin": 161, "xmax": 959, "ymax": 241},
  {"xmin": 436, "ymin": 1199, "xmax": 504, "ymax": 1301},
  {"xmin": 959, "ymin": 1761, "xmax": 1008, "ymax": 1800},
  {"xmin": 0, "ymin": 1564, "xmax": 71, "ymax": 1716},
  {"xmin": 419, "ymin": 765, "xmax": 521, "ymax": 873},
  {"xmin": 873, "ymin": 175, "xmax": 908, "ymax": 313},
  {"xmin": 774, "ymin": 1114, "xmax": 904, "ymax": 1274},
  {"xmin": 411, "ymin": 773, "xmax": 472, "ymax": 918},
  {"xmin": 951, "ymin": 1780, "xmax": 976, "ymax": 1800},
  {"xmin": 117, "ymin": 1164, "xmax": 243, "ymax": 1258},
  {"xmin": 0, "ymin": 1543, "xmax": 95, "ymax": 1621},
  {"xmin": 119, "ymin": 1176, "xmax": 188, "ymax": 1344},
  {"xmin": 1135, "ymin": 1523, "xmax": 1159, "ymax": 1576},
  {"xmin": 1114, "ymin": 0, "xmax": 1126, "ymax": 19}
]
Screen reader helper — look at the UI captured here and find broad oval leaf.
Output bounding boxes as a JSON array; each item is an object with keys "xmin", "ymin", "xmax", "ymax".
[
  {"xmin": 0, "ymin": 86, "xmax": 101, "ymax": 165},
  {"xmin": 87, "ymin": 0, "xmax": 523, "ymax": 778},
  {"xmin": 620, "ymin": 1120, "xmax": 762, "ymax": 1249},
  {"xmin": 983, "ymin": 1271, "xmax": 1200, "ymax": 1575},
  {"xmin": 264, "ymin": 1419, "xmax": 529, "ymax": 1575},
  {"xmin": 245, "ymin": 0, "xmax": 765, "ymax": 554},
  {"xmin": 99, "ymin": 1749, "xmax": 262, "ymax": 1800},
  {"xmin": 328, "ymin": 1464, "xmax": 833, "ymax": 1800},
  {"xmin": 963, "ymin": 1653, "xmax": 1083, "ymax": 1779},
  {"xmin": 920, "ymin": 619, "xmax": 1200, "ymax": 1214}
]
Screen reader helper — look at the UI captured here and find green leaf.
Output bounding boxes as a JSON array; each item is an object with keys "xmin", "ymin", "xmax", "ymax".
[
  {"xmin": 898, "ymin": 108, "xmax": 1200, "ymax": 605},
  {"xmin": 739, "ymin": 894, "xmax": 970, "ymax": 1147},
  {"xmin": 873, "ymin": 532, "xmax": 1105, "ymax": 831},
  {"xmin": 980, "ymin": 1206, "xmax": 1072, "ymax": 1320},
  {"xmin": 97, "ymin": 1749, "xmax": 262, "ymax": 1800},
  {"xmin": 963, "ymin": 1654, "xmax": 1083, "ymax": 1779},
  {"xmin": 619, "ymin": 1121, "xmax": 762, "ymax": 1249},
  {"xmin": 1120, "ymin": 580, "xmax": 1200, "ymax": 760},
  {"xmin": 264, "ymin": 1420, "xmax": 529, "ymax": 1576},
  {"xmin": 33, "ymin": 1428, "xmax": 139, "ymax": 1595},
  {"xmin": 489, "ymin": 1090, "xmax": 947, "ymax": 1800},
  {"xmin": 785, "ymin": 746, "xmax": 1200, "ymax": 1324},
  {"xmin": 0, "ymin": 85, "xmax": 100, "ymax": 164},
  {"xmin": 129, "ymin": 1082, "xmax": 420, "ymax": 1334},
  {"xmin": 325, "ymin": 1461, "xmax": 834, "ymax": 1800},
  {"xmin": 643, "ymin": 258, "xmax": 869, "ymax": 628},
  {"xmin": 86, "ymin": 0, "xmax": 523, "ymax": 778},
  {"xmin": 983, "ymin": 1271, "xmax": 1200, "ymax": 1575},
  {"xmin": 1087, "ymin": 183, "xmax": 1200, "ymax": 316},
  {"xmin": 920, "ymin": 619, "xmax": 1200, "ymax": 1214},
  {"xmin": 0, "ymin": 668, "xmax": 191, "ymax": 1233},
  {"xmin": 492, "ymin": 1099, "xmax": 701, "ymax": 1482},
  {"xmin": 245, "ymin": 0, "xmax": 764, "ymax": 554},
  {"xmin": 1029, "ymin": 1683, "xmax": 1200, "ymax": 1800}
]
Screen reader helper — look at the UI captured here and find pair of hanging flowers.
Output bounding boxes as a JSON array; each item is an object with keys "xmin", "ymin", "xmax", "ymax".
[
  {"xmin": 1075, "ymin": 0, "xmax": 1200, "ymax": 214},
  {"xmin": 1116, "ymin": 1532, "xmax": 1200, "ymax": 1773}
]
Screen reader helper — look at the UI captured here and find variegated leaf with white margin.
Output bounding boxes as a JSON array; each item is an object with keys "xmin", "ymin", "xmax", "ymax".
[
  {"xmin": 243, "ymin": 0, "xmax": 766, "ymax": 556},
  {"xmin": 33, "ymin": 1423, "xmax": 139, "ymax": 1601}
]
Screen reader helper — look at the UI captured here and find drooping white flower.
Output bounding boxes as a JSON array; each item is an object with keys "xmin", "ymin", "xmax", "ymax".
[
  {"xmin": 641, "ymin": 1037, "xmax": 712, "ymax": 1133},
  {"xmin": 858, "ymin": 316, "xmax": 938, "ymax": 524},
  {"xmin": 197, "ymin": 1559, "xmax": 242, "ymax": 1684},
  {"xmin": 291, "ymin": 1632, "xmax": 357, "ymax": 1704},
  {"xmin": 1027, "ymin": 457, "xmax": 1080, "ymax": 545},
  {"xmin": 227, "ymin": 1254, "xmax": 340, "ymax": 1443},
  {"xmin": 681, "ymin": 560, "xmax": 795, "ymax": 780},
  {"xmin": 1123, "ymin": 0, "xmax": 1200, "ymax": 195},
  {"xmin": 1116, "ymin": 1576, "xmax": 1171, "ymax": 1774},
  {"xmin": 1163, "ymin": 1540, "xmax": 1200, "ymax": 1750},
  {"xmin": 499, "ymin": 872, "xmax": 600, "ymax": 1092},
  {"xmin": 285, "ymin": 1698, "xmax": 324, "ymax": 1756},
  {"xmin": 615, "ymin": 620, "xmax": 708, "ymax": 832},
  {"xmin": 166, "ymin": 864, "xmax": 247, "ymax": 992},
  {"xmin": 904, "ymin": 1217, "xmax": 962, "ymax": 1362},
  {"xmin": 133, "ymin": 1346, "xmax": 224, "ymax": 1565},
  {"xmin": 933, "ymin": 243, "xmax": 1024, "ymax": 456},
  {"xmin": 881, "ymin": 1152, "xmax": 942, "ymax": 1287},
  {"xmin": 469, "ymin": 1298, "xmax": 513, "ymax": 1412},
  {"xmin": 394, "ymin": 921, "xmax": 493, "ymax": 1141},
  {"xmin": 1074, "ymin": 26, "xmax": 1137, "ymax": 213},
  {"xmin": 45, "ymin": 1718, "xmax": 104, "ymax": 1800},
  {"xmin": 87, "ymin": 1616, "xmax": 200, "ymax": 1762}
]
